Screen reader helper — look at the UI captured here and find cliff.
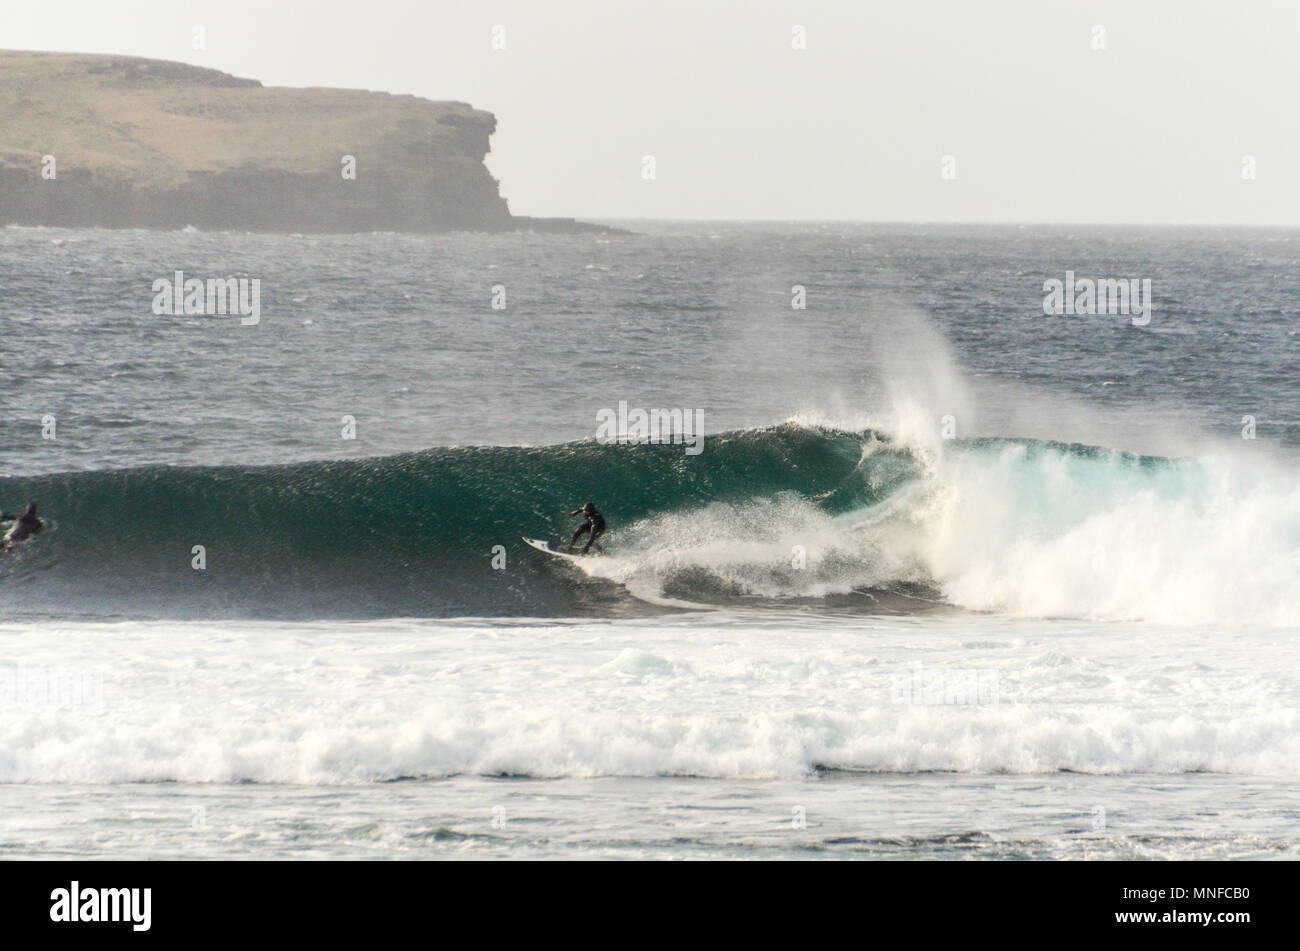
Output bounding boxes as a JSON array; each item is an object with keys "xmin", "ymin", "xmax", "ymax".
[{"xmin": 0, "ymin": 51, "xmax": 609, "ymax": 233}]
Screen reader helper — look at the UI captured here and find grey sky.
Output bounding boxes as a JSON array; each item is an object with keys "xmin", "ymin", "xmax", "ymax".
[{"xmin": 8, "ymin": 0, "xmax": 1298, "ymax": 224}]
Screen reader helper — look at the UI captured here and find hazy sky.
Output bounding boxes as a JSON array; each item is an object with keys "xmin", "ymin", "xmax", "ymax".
[{"xmin": 7, "ymin": 0, "xmax": 1299, "ymax": 224}]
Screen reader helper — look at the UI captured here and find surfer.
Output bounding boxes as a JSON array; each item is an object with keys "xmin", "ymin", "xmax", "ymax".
[
  {"xmin": 1, "ymin": 501, "xmax": 44, "ymax": 548},
  {"xmin": 567, "ymin": 502, "xmax": 606, "ymax": 555}
]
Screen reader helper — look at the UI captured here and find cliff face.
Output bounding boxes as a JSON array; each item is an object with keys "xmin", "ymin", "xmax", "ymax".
[{"xmin": 0, "ymin": 51, "xmax": 516, "ymax": 232}]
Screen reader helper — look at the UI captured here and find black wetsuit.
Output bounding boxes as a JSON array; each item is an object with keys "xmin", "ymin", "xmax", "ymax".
[
  {"xmin": 569, "ymin": 507, "xmax": 606, "ymax": 554},
  {"xmin": 1, "ymin": 503, "xmax": 43, "ymax": 546}
]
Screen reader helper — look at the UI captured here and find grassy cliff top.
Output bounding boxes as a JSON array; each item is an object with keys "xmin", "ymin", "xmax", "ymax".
[{"xmin": 0, "ymin": 51, "xmax": 496, "ymax": 186}]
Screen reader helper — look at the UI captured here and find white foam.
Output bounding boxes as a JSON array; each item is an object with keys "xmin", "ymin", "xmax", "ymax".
[
  {"xmin": 570, "ymin": 429, "xmax": 1300, "ymax": 626},
  {"xmin": 914, "ymin": 443, "xmax": 1300, "ymax": 625},
  {"xmin": 0, "ymin": 616, "xmax": 1296, "ymax": 783}
]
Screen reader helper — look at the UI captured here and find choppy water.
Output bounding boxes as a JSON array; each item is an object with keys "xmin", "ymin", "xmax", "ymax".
[{"xmin": 1, "ymin": 222, "xmax": 1297, "ymax": 858}]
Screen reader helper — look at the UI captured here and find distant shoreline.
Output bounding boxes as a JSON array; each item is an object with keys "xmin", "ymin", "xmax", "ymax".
[{"xmin": 0, "ymin": 50, "xmax": 619, "ymax": 235}]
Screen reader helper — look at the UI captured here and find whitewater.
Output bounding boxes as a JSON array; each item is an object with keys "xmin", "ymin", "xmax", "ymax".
[{"xmin": 1, "ymin": 221, "xmax": 1297, "ymax": 858}]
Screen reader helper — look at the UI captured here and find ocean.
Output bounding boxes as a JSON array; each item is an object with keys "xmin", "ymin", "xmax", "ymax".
[{"xmin": 1, "ymin": 221, "xmax": 1297, "ymax": 859}]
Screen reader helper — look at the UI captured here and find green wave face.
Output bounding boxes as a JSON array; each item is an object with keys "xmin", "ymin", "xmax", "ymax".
[{"xmin": 0, "ymin": 425, "xmax": 918, "ymax": 618}]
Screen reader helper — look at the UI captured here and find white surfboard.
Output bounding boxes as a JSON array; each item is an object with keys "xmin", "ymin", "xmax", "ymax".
[{"xmin": 522, "ymin": 536, "xmax": 585, "ymax": 560}]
